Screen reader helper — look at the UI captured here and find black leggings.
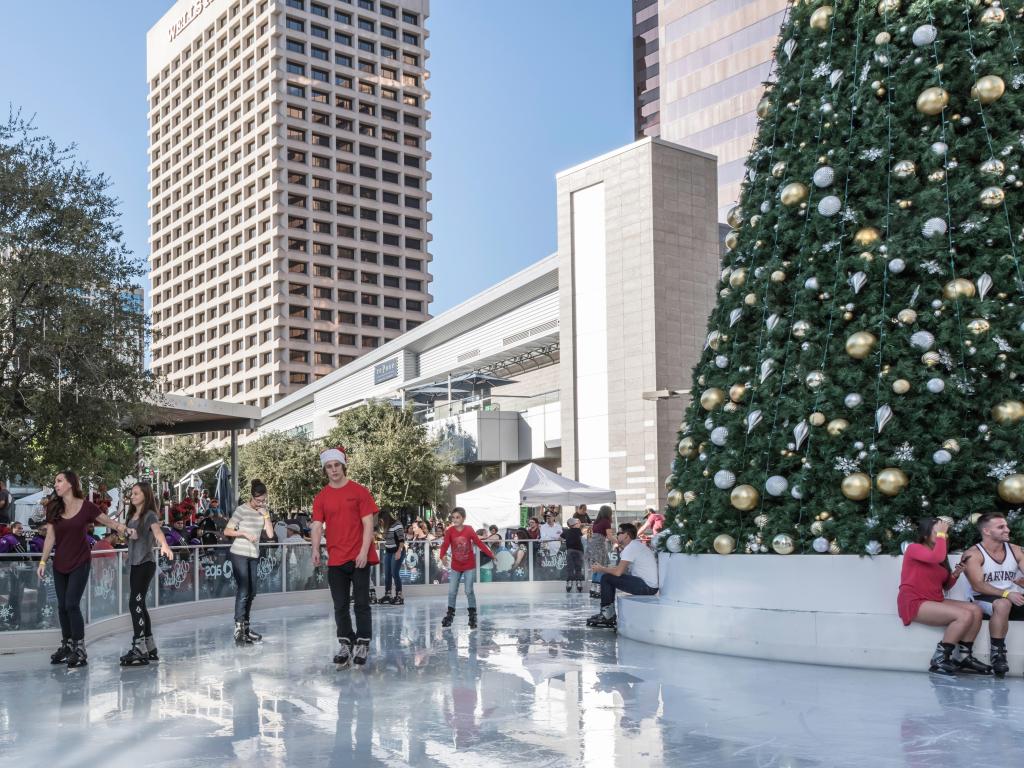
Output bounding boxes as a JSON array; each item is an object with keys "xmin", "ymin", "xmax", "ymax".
[
  {"xmin": 53, "ymin": 561, "xmax": 90, "ymax": 641},
  {"xmin": 230, "ymin": 552, "xmax": 258, "ymax": 623},
  {"xmin": 129, "ymin": 561, "xmax": 156, "ymax": 639}
]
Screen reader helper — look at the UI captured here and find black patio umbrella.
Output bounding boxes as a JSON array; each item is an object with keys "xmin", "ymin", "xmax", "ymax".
[{"xmin": 215, "ymin": 462, "xmax": 235, "ymax": 517}]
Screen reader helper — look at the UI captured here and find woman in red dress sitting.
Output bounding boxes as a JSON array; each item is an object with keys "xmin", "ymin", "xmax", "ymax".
[{"xmin": 898, "ymin": 517, "xmax": 990, "ymax": 676}]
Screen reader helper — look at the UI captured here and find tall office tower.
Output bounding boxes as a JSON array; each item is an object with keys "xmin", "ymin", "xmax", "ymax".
[
  {"xmin": 634, "ymin": 0, "xmax": 788, "ymax": 219},
  {"xmin": 632, "ymin": 0, "xmax": 660, "ymax": 139},
  {"xmin": 147, "ymin": 0, "xmax": 432, "ymax": 410}
]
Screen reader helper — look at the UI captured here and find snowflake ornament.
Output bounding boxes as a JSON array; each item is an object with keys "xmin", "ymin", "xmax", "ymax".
[
  {"xmin": 894, "ymin": 518, "xmax": 913, "ymax": 533},
  {"xmin": 813, "ymin": 62, "xmax": 832, "ymax": 78},
  {"xmin": 834, "ymin": 457, "xmax": 861, "ymax": 476},
  {"xmin": 840, "ymin": 207, "xmax": 859, "ymax": 223},
  {"xmin": 988, "ymin": 461, "xmax": 1019, "ymax": 480},
  {"xmin": 1013, "ymin": 73, "xmax": 1024, "ymax": 90},
  {"xmin": 994, "ymin": 336, "xmax": 1014, "ymax": 353},
  {"xmin": 860, "ymin": 62, "xmax": 871, "ymax": 83},
  {"xmin": 919, "ymin": 260, "xmax": 944, "ymax": 275},
  {"xmin": 892, "ymin": 442, "xmax": 915, "ymax": 462},
  {"xmin": 0, "ymin": 604, "xmax": 12, "ymax": 623},
  {"xmin": 820, "ymin": 239, "xmax": 841, "ymax": 252},
  {"xmin": 938, "ymin": 350, "xmax": 955, "ymax": 369},
  {"xmin": 859, "ymin": 148, "xmax": 884, "ymax": 161}
]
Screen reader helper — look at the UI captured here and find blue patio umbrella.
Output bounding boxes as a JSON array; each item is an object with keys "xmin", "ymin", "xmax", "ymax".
[{"xmin": 215, "ymin": 462, "xmax": 235, "ymax": 517}]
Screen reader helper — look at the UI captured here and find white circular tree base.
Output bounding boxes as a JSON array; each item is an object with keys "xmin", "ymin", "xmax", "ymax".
[{"xmin": 616, "ymin": 553, "xmax": 1024, "ymax": 673}]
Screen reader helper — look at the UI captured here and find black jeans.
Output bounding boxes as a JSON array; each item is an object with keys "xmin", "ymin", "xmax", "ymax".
[
  {"xmin": 129, "ymin": 561, "xmax": 156, "ymax": 639},
  {"xmin": 230, "ymin": 552, "xmax": 258, "ymax": 623},
  {"xmin": 53, "ymin": 561, "xmax": 90, "ymax": 641},
  {"xmin": 328, "ymin": 562, "xmax": 371, "ymax": 642},
  {"xmin": 600, "ymin": 573, "xmax": 658, "ymax": 608}
]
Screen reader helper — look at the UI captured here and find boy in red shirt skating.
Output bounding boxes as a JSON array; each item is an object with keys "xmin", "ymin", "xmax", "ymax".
[
  {"xmin": 439, "ymin": 507, "xmax": 494, "ymax": 629},
  {"xmin": 311, "ymin": 447, "xmax": 379, "ymax": 667}
]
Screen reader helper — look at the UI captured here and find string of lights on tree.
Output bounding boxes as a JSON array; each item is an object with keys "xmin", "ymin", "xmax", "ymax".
[{"xmin": 663, "ymin": 0, "xmax": 1024, "ymax": 557}]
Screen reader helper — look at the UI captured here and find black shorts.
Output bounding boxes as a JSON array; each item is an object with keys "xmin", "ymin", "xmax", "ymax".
[{"xmin": 974, "ymin": 594, "xmax": 1024, "ymax": 621}]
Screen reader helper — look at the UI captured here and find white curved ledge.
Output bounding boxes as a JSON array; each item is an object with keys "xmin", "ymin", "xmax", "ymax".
[{"xmin": 616, "ymin": 553, "xmax": 1024, "ymax": 673}]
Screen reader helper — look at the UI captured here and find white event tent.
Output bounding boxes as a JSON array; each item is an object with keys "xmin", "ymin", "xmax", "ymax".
[{"xmin": 455, "ymin": 463, "xmax": 616, "ymax": 530}]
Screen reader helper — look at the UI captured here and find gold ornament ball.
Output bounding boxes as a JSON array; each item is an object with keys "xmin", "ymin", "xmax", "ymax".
[
  {"xmin": 756, "ymin": 96, "xmax": 772, "ymax": 119},
  {"xmin": 810, "ymin": 520, "xmax": 824, "ymax": 535},
  {"xmin": 853, "ymin": 226, "xmax": 881, "ymax": 247},
  {"xmin": 724, "ymin": 230, "xmax": 739, "ymax": 251},
  {"xmin": 928, "ymin": 169, "xmax": 946, "ymax": 182},
  {"xmin": 875, "ymin": 31, "xmax": 891, "ymax": 44},
  {"xmin": 749, "ymin": 214, "xmax": 761, "ymax": 228},
  {"xmin": 817, "ymin": 511, "xmax": 832, "ymax": 521},
  {"xmin": 827, "ymin": 418, "xmax": 850, "ymax": 436},
  {"xmin": 809, "ymin": 5, "xmax": 834, "ymax": 30},
  {"xmin": 916, "ymin": 86, "xmax": 950, "ymax": 116},
  {"xmin": 897, "ymin": 308, "xmax": 918, "ymax": 325},
  {"xmin": 664, "ymin": 474, "xmax": 676, "ymax": 490},
  {"xmin": 771, "ymin": 161, "xmax": 787, "ymax": 178},
  {"xmin": 921, "ymin": 351, "xmax": 941, "ymax": 367},
  {"xmin": 780, "ymin": 182, "xmax": 809, "ymax": 206},
  {"xmin": 678, "ymin": 437, "xmax": 698, "ymax": 458},
  {"xmin": 876, "ymin": 467, "xmax": 909, "ymax": 496},
  {"xmin": 713, "ymin": 534, "xmax": 737, "ymax": 555},
  {"xmin": 943, "ymin": 278, "xmax": 976, "ymax": 300},
  {"xmin": 893, "ymin": 160, "xmax": 916, "ymax": 178},
  {"xmin": 842, "ymin": 311, "xmax": 854, "ymax": 321},
  {"xmin": 980, "ymin": 6, "xmax": 1005, "ymax": 25},
  {"xmin": 700, "ymin": 388, "xmax": 726, "ymax": 411},
  {"xmin": 667, "ymin": 489, "xmax": 683, "ymax": 508},
  {"xmin": 744, "ymin": 292, "xmax": 758, "ymax": 307},
  {"xmin": 729, "ymin": 268, "xmax": 747, "ymax": 288},
  {"xmin": 991, "ymin": 400, "xmax": 1024, "ymax": 424},
  {"xmin": 809, "ymin": 411, "xmax": 827, "ymax": 427},
  {"xmin": 980, "ymin": 158, "xmax": 1006, "ymax": 177},
  {"xmin": 877, "ymin": 0, "xmax": 899, "ymax": 13},
  {"xmin": 860, "ymin": 251, "xmax": 874, "ymax": 263},
  {"xmin": 770, "ymin": 270, "xmax": 787, "ymax": 283},
  {"xmin": 942, "ymin": 438, "xmax": 961, "ymax": 453},
  {"xmin": 683, "ymin": 490, "xmax": 698, "ymax": 505},
  {"xmin": 980, "ymin": 186, "xmax": 1006, "ymax": 208},
  {"xmin": 726, "ymin": 205, "xmax": 744, "ymax": 229},
  {"xmin": 730, "ymin": 484, "xmax": 760, "ymax": 511},
  {"xmin": 772, "ymin": 534, "xmax": 795, "ymax": 555},
  {"xmin": 997, "ymin": 474, "xmax": 1024, "ymax": 504},
  {"xmin": 841, "ymin": 472, "xmax": 871, "ymax": 501},
  {"xmin": 829, "ymin": 541, "xmax": 842, "ymax": 555},
  {"xmin": 897, "ymin": 199, "xmax": 913, "ymax": 210},
  {"xmin": 967, "ymin": 318, "xmax": 991, "ymax": 335},
  {"xmin": 892, "ymin": 379, "xmax": 911, "ymax": 395},
  {"xmin": 845, "ymin": 331, "xmax": 877, "ymax": 360},
  {"xmin": 805, "ymin": 370, "xmax": 826, "ymax": 389},
  {"xmin": 729, "ymin": 383, "xmax": 747, "ymax": 402},
  {"xmin": 972, "ymin": 75, "xmax": 1006, "ymax": 105}
]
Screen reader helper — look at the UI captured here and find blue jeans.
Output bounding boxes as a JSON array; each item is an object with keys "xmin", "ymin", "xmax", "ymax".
[
  {"xmin": 447, "ymin": 568, "xmax": 476, "ymax": 609},
  {"xmin": 383, "ymin": 549, "xmax": 404, "ymax": 594},
  {"xmin": 600, "ymin": 573, "xmax": 658, "ymax": 608}
]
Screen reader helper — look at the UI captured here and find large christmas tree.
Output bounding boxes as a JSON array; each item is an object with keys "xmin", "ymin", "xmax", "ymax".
[{"xmin": 665, "ymin": 0, "xmax": 1024, "ymax": 557}]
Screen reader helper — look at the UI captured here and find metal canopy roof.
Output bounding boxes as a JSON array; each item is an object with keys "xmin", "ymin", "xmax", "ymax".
[{"xmin": 125, "ymin": 393, "xmax": 261, "ymax": 436}]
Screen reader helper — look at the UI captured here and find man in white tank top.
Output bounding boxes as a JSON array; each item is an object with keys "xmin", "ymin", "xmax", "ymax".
[{"xmin": 963, "ymin": 512, "xmax": 1024, "ymax": 677}]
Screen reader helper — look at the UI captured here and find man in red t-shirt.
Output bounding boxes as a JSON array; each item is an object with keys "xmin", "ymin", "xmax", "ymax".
[{"xmin": 311, "ymin": 447, "xmax": 379, "ymax": 667}]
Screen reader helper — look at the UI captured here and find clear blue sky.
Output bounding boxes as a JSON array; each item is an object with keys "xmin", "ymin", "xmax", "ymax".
[{"xmin": 0, "ymin": 1, "xmax": 633, "ymax": 314}]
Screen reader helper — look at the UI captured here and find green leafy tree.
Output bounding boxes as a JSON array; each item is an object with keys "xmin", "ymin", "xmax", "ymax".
[
  {"xmin": 150, "ymin": 437, "xmax": 220, "ymax": 490},
  {"xmin": 239, "ymin": 432, "xmax": 323, "ymax": 510},
  {"xmin": 0, "ymin": 112, "xmax": 153, "ymax": 483},
  {"xmin": 324, "ymin": 401, "xmax": 458, "ymax": 511},
  {"xmin": 666, "ymin": 1, "xmax": 1024, "ymax": 556}
]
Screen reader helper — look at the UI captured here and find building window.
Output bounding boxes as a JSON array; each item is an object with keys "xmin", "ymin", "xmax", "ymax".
[
  {"xmin": 314, "ymin": 286, "xmax": 333, "ymax": 299},
  {"xmin": 358, "ymin": 0, "xmax": 374, "ymax": 9},
  {"xmin": 358, "ymin": 18, "xmax": 375, "ymax": 31},
  {"xmin": 339, "ymin": 333, "xmax": 357, "ymax": 345},
  {"xmin": 383, "ymin": 254, "xmax": 400, "ymax": 267},
  {"xmin": 335, "ymin": 10, "xmax": 351, "ymax": 24},
  {"xmin": 315, "ymin": 308, "xmax": 334, "ymax": 321},
  {"xmin": 315, "ymin": 352, "xmax": 334, "ymax": 366},
  {"xmin": 406, "ymin": 279, "xmax": 422, "ymax": 291},
  {"xmin": 286, "ymin": 105, "xmax": 306, "ymax": 119},
  {"xmin": 310, "ymin": 24, "xmax": 328, "ymax": 39},
  {"xmin": 381, "ymin": 46, "xmax": 397, "ymax": 60},
  {"xmin": 406, "ymin": 236, "xmax": 422, "ymax": 249},
  {"xmin": 383, "ymin": 275, "xmax": 400, "ymax": 288},
  {"xmin": 286, "ymin": 61, "xmax": 306, "ymax": 76},
  {"xmin": 315, "ymin": 330, "xmax": 334, "ymax": 343},
  {"xmin": 286, "ymin": 0, "xmax": 304, "ymax": 8},
  {"xmin": 403, "ymin": 53, "xmax": 419, "ymax": 67},
  {"xmin": 290, "ymin": 350, "xmax": 309, "ymax": 364},
  {"xmin": 402, "ymin": 32, "xmax": 419, "ymax": 45},
  {"xmin": 285, "ymin": 17, "xmax": 304, "ymax": 32},
  {"xmin": 361, "ymin": 313, "xmax": 379, "ymax": 326},
  {"xmin": 311, "ymin": 68, "xmax": 329, "ymax": 82},
  {"xmin": 310, "ymin": 2, "xmax": 327, "ymax": 16},
  {"xmin": 289, "ymin": 372, "xmax": 310, "ymax": 385},
  {"xmin": 336, "ymin": 74, "xmax": 353, "ymax": 88},
  {"xmin": 406, "ymin": 257, "xmax": 422, "ymax": 271},
  {"xmin": 336, "ymin": 53, "xmax": 353, "ymax": 67},
  {"xmin": 402, "ymin": 11, "xmax": 419, "ymax": 24},
  {"xmin": 361, "ymin": 336, "xmax": 379, "ymax": 348},
  {"xmin": 286, "ymin": 39, "xmax": 305, "ymax": 53},
  {"xmin": 287, "ymin": 84, "xmax": 306, "ymax": 98},
  {"xmin": 407, "ymin": 299, "xmax": 422, "ymax": 312},
  {"xmin": 381, "ymin": 4, "xmax": 396, "ymax": 18},
  {"xmin": 289, "ymin": 305, "xmax": 308, "ymax": 319},
  {"xmin": 311, "ymin": 46, "xmax": 328, "ymax": 60},
  {"xmin": 383, "ymin": 295, "xmax": 401, "ymax": 309},
  {"xmin": 290, "ymin": 327, "xmax": 309, "ymax": 340},
  {"xmin": 384, "ymin": 317, "xmax": 402, "ymax": 330},
  {"xmin": 381, "ymin": 26, "xmax": 396, "ymax": 39},
  {"xmin": 335, "ymin": 32, "xmax": 353, "ymax": 46}
]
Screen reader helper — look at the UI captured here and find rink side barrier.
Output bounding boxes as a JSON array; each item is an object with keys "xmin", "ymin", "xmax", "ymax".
[
  {"xmin": 0, "ymin": 540, "xmax": 576, "ymax": 654},
  {"xmin": 617, "ymin": 552, "xmax": 1024, "ymax": 674}
]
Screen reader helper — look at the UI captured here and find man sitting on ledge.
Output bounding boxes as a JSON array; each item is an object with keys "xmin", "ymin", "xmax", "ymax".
[{"xmin": 587, "ymin": 523, "xmax": 659, "ymax": 629}]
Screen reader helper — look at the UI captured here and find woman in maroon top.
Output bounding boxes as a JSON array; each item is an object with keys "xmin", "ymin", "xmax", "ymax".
[
  {"xmin": 36, "ymin": 470, "xmax": 128, "ymax": 668},
  {"xmin": 897, "ymin": 517, "xmax": 989, "ymax": 676}
]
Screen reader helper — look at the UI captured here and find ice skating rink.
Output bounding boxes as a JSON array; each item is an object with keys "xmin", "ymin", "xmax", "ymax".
[{"xmin": 1, "ymin": 593, "xmax": 1023, "ymax": 767}]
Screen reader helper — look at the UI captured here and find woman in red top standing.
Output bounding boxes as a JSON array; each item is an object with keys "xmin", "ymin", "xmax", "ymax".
[
  {"xmin": 36, "ymin": 470, "xmax": 128, "ymax": 668},
  {"xmin": 439, "ymin": 507, "xmax": 494, "ymax": 630},
  {"xmin": 897, "ymin": 517, "xmax": 989, "ymax": 676}
]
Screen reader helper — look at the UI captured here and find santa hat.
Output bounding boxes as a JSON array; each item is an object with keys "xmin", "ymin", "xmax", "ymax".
[{"xmin": 320, "ymin": 446, "xmax": 348, "ymax": 467}]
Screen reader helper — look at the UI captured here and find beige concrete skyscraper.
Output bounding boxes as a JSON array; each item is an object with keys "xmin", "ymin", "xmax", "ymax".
[
  {"xmin": 634, "ymin": 0, "xmax": 788, "ymax": 219},
  {"xmin": 147, "ymin": 0, "xmax": 432, "ymax": 409}
]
